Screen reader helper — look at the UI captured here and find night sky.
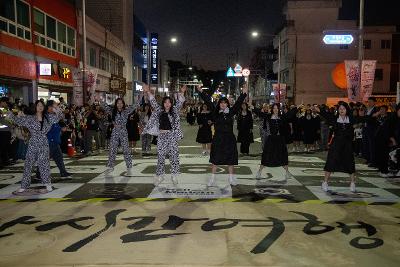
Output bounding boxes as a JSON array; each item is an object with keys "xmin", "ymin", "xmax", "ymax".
[{"xmin": 134, "ymin": 0, "xmax": 399, "ymax": 71}]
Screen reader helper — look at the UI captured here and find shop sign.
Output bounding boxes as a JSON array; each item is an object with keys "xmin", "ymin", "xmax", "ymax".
[
  {"xmin": 39, "ymin": 63, "xmax": 52, "ymax": 76},
  {"xmin": 58, "ymin": 67, "xmax": 71, "ymax": 79}
]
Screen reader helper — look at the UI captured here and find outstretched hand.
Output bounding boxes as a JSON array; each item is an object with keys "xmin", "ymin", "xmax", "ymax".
[{"xmin": 143, "ymin": 84, "xmax": 150, "ymax": 94}]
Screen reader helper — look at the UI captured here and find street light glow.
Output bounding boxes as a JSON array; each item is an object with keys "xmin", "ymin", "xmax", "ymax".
[
  {"xmin": 170, "ymin": 37, "xmax": 178, "ymax": 43},
  {"xmin": 188, "ymin": 67, "xmax": 193, "ymax": 70},
  {"xmin": 251, "ymin": 31, "xmax": 259, "ymax": 38}
]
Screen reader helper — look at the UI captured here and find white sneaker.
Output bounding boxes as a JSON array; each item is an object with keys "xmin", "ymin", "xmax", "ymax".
[
  {"xmin": 321, "ymin": 181, "xmax": 329, "ymax": 192},
  {"xmin": 256, "ymin": 170, "xmax": 262, "ymax": 179},
  {"xmin": 350, "ymin": 182, "xmax": 356, "ymax": 193},
  {"xmin": 104, "ymin": 167, "xmax": 114, "ymax": 176},
  {"xmin": 171, "ymin": 175, "xmax": 178, "ymax": 185},
  {"xmin": 207, "ymin": 175, "xmax": 216, "ymax": 187},
  {"xmin": 126, "ymin": 168, "xmax": 134, "ymax": 176},
  {"xmin": 201, "ymin": 151, "xmax": 207, "ymax": 156},
  {"xmin": 229, "ymin": 175, "xmax": 237, "ymax": 186},
  {"xmin": 154, "ymin": 175, "xmax": 165, "ymax": 186}
]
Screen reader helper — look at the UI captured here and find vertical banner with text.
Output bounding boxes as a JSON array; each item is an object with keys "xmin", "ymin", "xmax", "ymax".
[
  {"xmin": 73, "ymin": 70, "xmax": 83, "ymax": 106},
  {"xmin": 361, "ymin": 60, "xmax": 377, "ymax": 102},
  {"xmin": 345, "ymin": 60, "xmax": 360, "ymax": 102}
]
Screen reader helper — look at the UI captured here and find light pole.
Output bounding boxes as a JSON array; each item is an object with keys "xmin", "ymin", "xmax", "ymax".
[
  {"xmin": 250, "ymin": 31, "xmax": 281, "ymax": 103},
  {"xmin": 358, "ymin": 0, "xmax": 364, "ymax": 101}
]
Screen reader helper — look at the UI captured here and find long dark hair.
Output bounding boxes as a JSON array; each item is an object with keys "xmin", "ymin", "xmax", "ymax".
[
  {"xmin": 270, "ymin": 103, "xmax": 282, "ymax": 117},
  {"xmin": 215, "ymin": 97, "xmax": 230, "ymax": 114},
  {"xmin": 112, "ymin": 98, "xmax": 126, "ymax": 121},
  {"xmin": 35, "ymin": 99, "xmax": 49, "ymax": 130},
  {"xmin": 142, "ymin": 103, "xmax": 152, "ymax": 118},
  {"xmin": 162, "ymin": 96, "xmax": 174, "ymax": 114}
]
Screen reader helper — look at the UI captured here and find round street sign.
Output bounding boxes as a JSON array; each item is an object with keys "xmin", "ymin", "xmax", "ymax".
[{"xmin": 242, "ymin": 68, "xmax": 250, "ymax": 77}]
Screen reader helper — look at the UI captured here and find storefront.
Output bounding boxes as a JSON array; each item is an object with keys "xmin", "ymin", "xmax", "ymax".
[
  {"xmin": 0, "ymin": 76, "xmax": 34, "ymax": 105},
  {"xmin": 37, "ymin": 63, "xmax": 74, "ymax": 103}
]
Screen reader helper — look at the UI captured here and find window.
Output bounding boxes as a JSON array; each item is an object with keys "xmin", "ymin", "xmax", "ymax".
[
  {"xmin": 0, "ymin": 0, "xmax": 15, "ymax": 21},
  {"xmin": 33, "ymin": 9, "xmax": 45, "ymax": 34},
  {"xmin": 89, "ymin": 48, "xmax": 97, "ymax": 67},
  {"xmin": 375, "ymin": 69, "xmax": 383, "ymax": 81},
  {"xmin": 46, "ymin": 16, "xmax": 56, "ymax": 39},
  {"xmin": 57, "ymin": 21, "xmax": 66, "ymax": 44},
  {"xmin": 381, "ymin": 40, "xmax": 391, "ymax": 49},
  {"xmin": 100, "ymin": 51, "xmax": 109, "ymax": 72},
  {"xmin": 16, "ymin": 0, "xmax": 29, "ymax": 27},
  {"xmin": 363, "ymin": 40, "xmax": 371, "ymax": 49},
  {"xmin": 67, "ymin": 26, "xmax": 75, "ymax": 47},
  {"xmin": 339, "ymin": 44, "xmax": 349, "ymax": 49},
  {"xmin": 0, "ymin": 0, "xmax": 31, "ymax": 41}
]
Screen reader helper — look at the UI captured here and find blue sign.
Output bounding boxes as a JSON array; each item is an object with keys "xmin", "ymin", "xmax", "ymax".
[
  {"xmin": 226, "ymin": 67, "xmax": 234, "ymax": 77},
  {"xmin": 323, "ymin": 35, "xmax": 354, "ymax": 45},
  {"xmin": 150, "ymin": 33, "xmax": 158, "ymax": 84}
]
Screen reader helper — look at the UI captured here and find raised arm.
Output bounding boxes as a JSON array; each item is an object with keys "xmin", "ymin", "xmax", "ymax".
[
  {"xmin": 315, "ymin": 106, "xmax": 336, "ymax": 126},
  {"xmin": 143, "ymin": 84, "xmax": 161, "ymax": 112},
  {"xmin": 7, "ymin": 111, "xmax": 30, "ymax": 128},
  {"xmin": 48, "ymin": 107, "xmax": 64, "ymax": 124},
  {"xmin": 231, "ymin": 84, "xmax": 248, "ymax": 115},
  {"xmin": 197, "ymin": 86, "xmax": 215, "ymax": 112},
  {"xmin": 174, "ymin": 85, "xmax": 187, "ymax": 111},
  {"xmin": 100, "ymin": 101, "xmax": 112, "ymax": 115}
]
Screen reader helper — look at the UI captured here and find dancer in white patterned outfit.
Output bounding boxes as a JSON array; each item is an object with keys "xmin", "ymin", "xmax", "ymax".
[
  {"xmin": 7, "ymin": 100, "xmax": 63, "ymax": 195},
  {"xmin": 101, "ymin": 97, "xmax": 141, "ymax": 176},
  {"xmin": 143, "ymin": 84, "xmax": 186, "ymax": 186}
]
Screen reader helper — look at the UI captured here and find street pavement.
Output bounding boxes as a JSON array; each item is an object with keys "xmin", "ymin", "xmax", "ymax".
[{"xmin": 0, "ymin": 122, "xmax": 399, "ymax": 266}]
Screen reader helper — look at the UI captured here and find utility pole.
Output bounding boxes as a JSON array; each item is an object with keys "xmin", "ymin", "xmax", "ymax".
[
  {"xmin": 277, "ymin": 34, "xmax": 281, "ymax": 103},
  {"xmin": 358, "ymin": 0, "xmax": 364, "ymax": 101},
  {"xmin": 82, "ymin": 0, "xmax": 87, "ymax": 104}
]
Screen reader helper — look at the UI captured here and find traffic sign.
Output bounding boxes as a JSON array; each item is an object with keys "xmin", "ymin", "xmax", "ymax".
[
  {"xmin": 323, "ymin": 35, "xmax": 354, "ymax": 45},
  {"xmin": 226, "ymin": 67, "xmax": 234, "ymax": 77},
  {"xmin": 242, "ymin": 68, "xmax": 250, "ymax": 77},
  {"xmin": 234, "ymin": 64, "xmax": 243, "ymax": 73}
]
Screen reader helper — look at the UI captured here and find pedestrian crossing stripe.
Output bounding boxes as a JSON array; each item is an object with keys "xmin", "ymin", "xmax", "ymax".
[{"xmin": 0, "ymin": 198, "xmax": 399, "ymax": 206}]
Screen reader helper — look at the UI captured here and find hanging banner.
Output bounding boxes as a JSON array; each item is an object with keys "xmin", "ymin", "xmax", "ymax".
[
  {"xmin": 272, "ymin": 83, "xmax": 287, "ymax": 103},
  {"xmin": 360, "ymin": 60, "xmax": 377, "ymax": 102},
  {"xmin": 345, "ymin": 60, "xmax": 360, "ymax": 102},
  {"xmin": 150, "ymin": 33, "xmax": 158, "ymax": 84},
  {"xmin": 73, "ymin": 70, "xmax": 83, "ymax": 106},
  {"xmin": 85, "ymin": 68, "xmax": 98, "ymax": 104}
]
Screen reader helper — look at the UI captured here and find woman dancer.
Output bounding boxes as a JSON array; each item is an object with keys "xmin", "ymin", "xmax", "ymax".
[
  {"xmin": 237, "ymin": 102, "xmax": 254, "ymax": 156},
  {"xmin": 315, "ymin": 102, "xmax": 356, "ymax": 192},
  {"xmin": 102, "ymin": 97, "xmax": 140, "ymax": 176},
  {"xmin": 139, "ymin": 104, "xmax": 152, "ymax": 156},
  {"xmin": 196, "ymin": 103, "xmax": 213, "ymax": 156},
  {"xmin": 127, "ymin": 108, "xmax": 140, "ymax": 153},
  {"xmin": 143, "ymin": 85, "xmax": 186, "ymax": 185},
  {"xmin": 7, "ymin": 100, "xmax": 63, "ymax": 195},
  {"xmin": 255, "ymin": 103, "xmax": 291, "ymax": 181},
  {"xmin": 197, "ymin": 85, "xmax": 248, "ymax": 186}
]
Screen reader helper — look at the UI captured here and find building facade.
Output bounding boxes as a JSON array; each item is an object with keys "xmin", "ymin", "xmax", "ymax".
[
  {"xmin": 274, "ymin": 0, "xmax": 398, "ymax": 104},
  {"xmin": 0, "ymin": 0, "xmax": 78, "ymax": 104}
]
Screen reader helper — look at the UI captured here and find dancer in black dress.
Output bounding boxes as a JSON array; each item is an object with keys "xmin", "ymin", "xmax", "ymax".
[
  {"xmin": 237, "ymin": 103, "xmax": 254, "ymax": 155},
  {"xmin": 196, "ymin": 103, "xmax": 213, "ymax": 156},
  {"xmin": 315, "ymin": 102, "xmax": 356, "ymax": 192},
  {"xmin": 255, "ymin": 103, "xmax": 292, "ymax": 181},
  {"xmin": 197, "ymin": 85, "xmax": 248, "ymax": 186}
]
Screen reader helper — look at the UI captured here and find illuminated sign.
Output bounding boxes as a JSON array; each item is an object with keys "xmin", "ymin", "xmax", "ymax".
[
  {"xmin": 323, "ymin": 35, "xmax": 354, "ymax": 45},
  {"xmin": 59, "ymin": 67, "xmax": 71, "ymax": 79},
  {"xmin": 150, "ymin": 33, "xmax": 158, "ymax": 84},
  {"xmin": 234, "ymin": 64, "xmax": 243, "ymax": 77},
  {"xmin": 226, "ymin": 67, "xmax": 234, "ymax": 77},
  {"xmin": 242, "ymin": 68, "xmax": 250, "ymax": 77},
  {"xmin": 39, "ymin": 63, "xmax": 52, "ymax": 76}
]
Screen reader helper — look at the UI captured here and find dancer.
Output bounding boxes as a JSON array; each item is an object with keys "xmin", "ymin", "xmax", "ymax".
[
  {"xmin": 127, "ymin": 108, "xmax": 140, "ymax": 153},
  {"xmin": 196, "ymin": 103, "xmax": 213, "ymax": 156},
  {"xmin": 237, "ymin": 102, "xmax": 254, "ymax": 156},
  {"xmin": 7, "ymin": 100, "xmax": 63, "ymax": 195},
  {"xmin": 139, "ymin": 104, "xmax": 152, "ymax": 156},
  {"xmin": 101, "ymin": 96, "xmax": 141, "ymax": 176},
  {"xmin": 143, "ymin": 85, "xmax": 186, "ymax": 185},
  {"xmin": 315, "ymin": 102, "xmax": 356, "ymax": 192},
  {"xmin": 197, "ymin": 85, "xmax": 248, "ymax": 186},
  {"xmin": 255, "ymin": 103, "xmax": 291, "ymax": 181}
]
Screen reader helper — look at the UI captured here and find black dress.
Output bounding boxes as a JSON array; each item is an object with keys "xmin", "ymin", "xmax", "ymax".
[
  {"xmin": 127, "ymin": 111, "xmax": 140, "ymax": 142},
  {"xmin": 237, "ymin": 111, "xmax": 254, "ymax": 144},
  {"xmin": 322, "ymin": 111, "xmax": 355, "ymax": 174},
  {"xmin": 301, "ymin": 115, "xmax": 319, "ymax": 144},
  {"xmin": 196, "ymin": 112, "xmax": 213, "ymax": 144},
  {"xmin": 199, "ymin": 92, "xmax": 247, "ymax": 165},
  {"xmin": 261, "ymin": 115, "xmax": 289, "ymax": 167}
]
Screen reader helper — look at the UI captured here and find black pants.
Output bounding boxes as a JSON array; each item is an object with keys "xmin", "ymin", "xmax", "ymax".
[
  {"xmin": 376, "ymin": 141, "xmax": 389, "ymax": 173},
  {"xmin": 0, "ymin": 131, "xmax": 11, "ymax": 166},
  {"xmin": 240, "ymin": 142, "xmax": 250, "ymax": 154}
]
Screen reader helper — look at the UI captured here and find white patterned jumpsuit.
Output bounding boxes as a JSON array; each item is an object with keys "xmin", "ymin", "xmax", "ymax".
[
  {"xmin": 145, "ymin": 93, "xmax": 185, "ymax": 177},
  {"xmin": 9, "ymin": 111, "xmax": 63, "ymax": 189},
  {"xmin": 102, "ymin": 104, "xmax": 138, "ymax": 169}
]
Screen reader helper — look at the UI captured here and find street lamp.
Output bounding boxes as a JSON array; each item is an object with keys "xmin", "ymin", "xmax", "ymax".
[
  {"xmin": 170, "ymin": 37, "xmax": 178, "ymax": 43},
  {"xmin": 188, "ymin": 66, "xmax": 193, "ymax": 71},
  {"xmin": 249, "ymin": 31, "xmax": 281, "ymax": 103}
]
